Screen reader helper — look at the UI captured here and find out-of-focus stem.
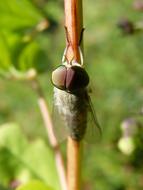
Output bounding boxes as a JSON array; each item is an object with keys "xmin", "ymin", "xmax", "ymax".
[
  {"xmin": 64, "ymin": 0, "xmax": 83, "ymax": 189},
  {"xmin": 31, "ymin": 78, "xmax": 67, "ymax": 190}
]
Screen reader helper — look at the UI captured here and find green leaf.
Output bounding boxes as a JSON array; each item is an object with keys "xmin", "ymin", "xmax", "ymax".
[
  {"xmin": 0, "ymin": 33, "xmax": 12, "ymax": 71},
  {"xmin": 20, "ymin": 139, "xmax": 59, "ymax": 189},
  {"xmin": 0, "ymin": 0, "xmax": 43, "ymax": 31},
  {"xmin": 0, "ymin": 31, "xmax": 48, "ymax": 77},
  {"xmin": 0, "ymin": 123, "xmax": 60, "ymax": 190},
  {"xmin": 0, "ymin": 123, "xmax": 29, "ymax": 185},
  {"xmin": 18, "ymin": 41, "xmax": 48, "ymax": 72},
  {"xmin": 16, "ymin": 180, "xmax": 53, "ymax": 190}
]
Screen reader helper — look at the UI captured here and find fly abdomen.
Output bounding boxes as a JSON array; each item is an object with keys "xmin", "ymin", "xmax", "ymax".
[{"xmin": 54, "ymin": 87, "xmax": 88, "ymax": 141}]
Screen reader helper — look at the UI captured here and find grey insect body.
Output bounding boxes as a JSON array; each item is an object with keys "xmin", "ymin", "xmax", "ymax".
[
  {"xmin": 54, "ymin": 87, "xmax": 88, "ymax": 141},
  {"xmin": 52, "ymin": 46, "xmax": 101, "ymax": 142}
]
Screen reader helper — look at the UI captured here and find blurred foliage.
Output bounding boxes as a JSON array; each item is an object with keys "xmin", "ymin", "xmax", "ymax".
[
  {"xmin": 0, "ymin": 0, "xmax": 143, "ymax": 190},
  {"xmin": 16, "ymin": 180, "xmax": 53, "ymax": 190},
  {"xmin": 0, "ymin": 123, "xmax": 59, "ymax": 190}
]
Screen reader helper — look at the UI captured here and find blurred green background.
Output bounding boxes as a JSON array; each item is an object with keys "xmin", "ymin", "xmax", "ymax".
[{"xmin": 0, "ymin": 0, "xmax": 143, "ymax": 190}]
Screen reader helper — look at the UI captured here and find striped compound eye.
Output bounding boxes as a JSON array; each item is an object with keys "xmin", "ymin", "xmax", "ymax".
[{"xmin": 52, "ymin": 65, "xmax": 89, "ymax": 92}]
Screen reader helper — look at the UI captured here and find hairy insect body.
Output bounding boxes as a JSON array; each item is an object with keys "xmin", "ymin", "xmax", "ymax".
[
  {"xmin": 54, "ymin": 87, "xmax": 88, "ymax": 141},
  {"xmin": 52, "ymin": 46, "xmax": 101, "ymax": 142}
]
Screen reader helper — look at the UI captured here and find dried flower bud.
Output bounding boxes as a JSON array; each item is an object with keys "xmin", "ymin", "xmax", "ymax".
[
  {"xmin": 117, "ymin": 19, "xmax": 135, "ymax": 35},
  {"xmin": 121, "ymin": 118, "xmax": 137, "ymax": 137},
  {"xmin": 133, "ymin": 0, "xmax": 143, "ymax": 11}
]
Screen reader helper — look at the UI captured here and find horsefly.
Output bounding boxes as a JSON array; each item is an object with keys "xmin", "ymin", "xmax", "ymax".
[{"xmin": 51, "ymin": 45, "xmax": 101, "ymax": 142}]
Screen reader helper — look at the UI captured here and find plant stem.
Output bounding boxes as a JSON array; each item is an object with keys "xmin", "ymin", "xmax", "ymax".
[
  {"xmin": 64, "ymin": 0, "xmax": 83, "ymax": 63},
  {"xmin": 64, "ymin": 0, "xmax": 83, "ymax": 189},
  {"xmin": 30, "ymin": 78, "xmax": 67, "ymax": 190},
  {"xmin": 67, "ymin": 137, "xmax": 82, "ymax": 190}
]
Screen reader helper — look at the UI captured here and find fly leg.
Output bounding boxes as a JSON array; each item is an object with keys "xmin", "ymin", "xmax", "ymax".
[
  {"xmin": 79, "ymin": 28, "xmax": 85, "ymax": 46},
  {"xmin": 64, "ymin": 26, "xmax": 85, "ymax": 46},
  {"xmin": 64, "ymin": 27, "xmax": 85, "ymax": 66}
]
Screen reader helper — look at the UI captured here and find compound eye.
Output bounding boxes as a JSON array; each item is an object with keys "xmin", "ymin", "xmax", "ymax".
[
  {"xmin": 51, "ymin": 65, "xmax": 67, "ymax": 90},
  {"xmin": 66, "ymin": 66, "xmax": 89, "ymax": 92}
]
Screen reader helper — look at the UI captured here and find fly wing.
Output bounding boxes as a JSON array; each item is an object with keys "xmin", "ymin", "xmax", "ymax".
[
  {"xmin": 52, "ymin": 103, "xmax": 69, "ymax": 143},
  {"xmin": 84, "ymin": 94, "xmax": 102, "ymax": 143},
  {"xmin": 52, "ymin": 87, "xmax": 69, "ymax": 142}
]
